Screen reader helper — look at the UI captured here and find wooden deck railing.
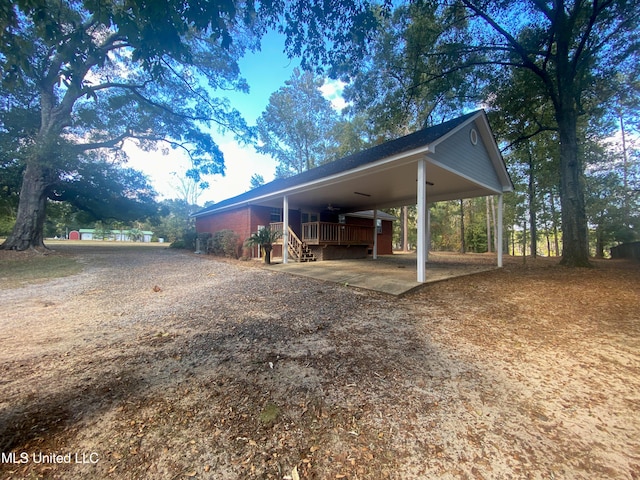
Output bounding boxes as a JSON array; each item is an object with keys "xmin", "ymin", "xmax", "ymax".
[
  {"xmin": 287, "ymin": 227, "xmax": 303, "ymax": 259},
  {"xmin": 302, "ymin": 222, "xmax": 374, "ymax": 245},
  {"xmin": 269, "ymin": 222, "xmax": 284, "ymax": 239},
  {"xmin": 270, "ymin": 221, "xmax": 374, "ymax": 246}
]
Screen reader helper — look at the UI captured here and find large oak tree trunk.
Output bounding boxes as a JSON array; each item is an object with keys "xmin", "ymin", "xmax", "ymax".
[
  {"xmin": 2, "ymin": 85, "xmax": 71, "ymax": 251},
  {"xmin": 1, "ymin": 162, "xmax": 52, "ymax": 250},
  {"xmin": 556, "ymin": 109, "xmax": 591, "ymax": 267}
]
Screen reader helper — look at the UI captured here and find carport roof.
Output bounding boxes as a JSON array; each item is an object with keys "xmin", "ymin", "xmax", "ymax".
[{"xmin": 193, "ymin": 109, "xmax": 512, "ymax": 217}]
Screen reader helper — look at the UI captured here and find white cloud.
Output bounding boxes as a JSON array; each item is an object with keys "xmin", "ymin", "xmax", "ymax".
[
  {"xmin": 123, "ymin": 135, "xmax": 277, "ymax": 206},
  {"xmin": 201, "ymin": 139, "xmax": 276, "ymax": 204},
  {"xmin": 319, "ymin": 78, "xmax": 349, "ymax": 111}
]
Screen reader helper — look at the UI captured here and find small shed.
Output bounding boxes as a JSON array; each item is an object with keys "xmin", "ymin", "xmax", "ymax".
[{"xmin": 79, "ymin": 229, "xmax": 95, "ymax": 240}]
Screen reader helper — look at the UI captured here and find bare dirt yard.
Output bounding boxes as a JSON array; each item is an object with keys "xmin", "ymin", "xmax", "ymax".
[{"xmin": 0, "ymin": 243, "xmax": 638, "ymax": 480}]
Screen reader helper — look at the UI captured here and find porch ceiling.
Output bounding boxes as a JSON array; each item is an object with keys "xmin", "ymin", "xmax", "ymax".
[{"xmin": 251, "ymin": 155, "xmax": 495, "ymax": 213}]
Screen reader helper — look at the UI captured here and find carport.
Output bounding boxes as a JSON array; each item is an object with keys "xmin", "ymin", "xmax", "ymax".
[{"xmin": 194, "ymin": 109, "xmax": 513, "ymax": 283}]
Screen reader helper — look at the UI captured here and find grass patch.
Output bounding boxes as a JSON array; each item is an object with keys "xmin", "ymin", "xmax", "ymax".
[
  {"xmin": 0, "ymin": 251, "xmax": 83, "ymax": 289},
  {"xmin": 259, "ymin": 402, "xmax": 280, "ymax": 425}
]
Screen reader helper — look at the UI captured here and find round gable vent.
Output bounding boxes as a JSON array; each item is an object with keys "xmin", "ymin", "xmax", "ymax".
[{"xmin": 470, "ymin": 128, "xmax": 478, "ymax": 145}]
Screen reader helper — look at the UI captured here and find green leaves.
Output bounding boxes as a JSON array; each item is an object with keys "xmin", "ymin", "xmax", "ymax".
[
  {"xmin": 342, "ymin": 3, "xmax": 472, "ymax": 136},
  {"xmin": 50, "ymin": 158, "xmax": 160, "ymax": 223},
  {"xmin": 244, "ymin": 227, "xmax": 282, "ymax": 248},
  {"xmin": 1, "ymin": 0, "xmax": 389, "ymax": 248},
  {"xmin": 257, "ymin": 68, "xmax": 339, "ymax": 178}
]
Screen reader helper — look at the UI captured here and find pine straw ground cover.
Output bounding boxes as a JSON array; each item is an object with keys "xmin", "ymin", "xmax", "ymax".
[{"xmin": 0, "ymin": 243, "xmax": 638, "ymax": 479}]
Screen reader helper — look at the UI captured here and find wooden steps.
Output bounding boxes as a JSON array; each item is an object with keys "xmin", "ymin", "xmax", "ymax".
[{"xmin": 287, "ymin": 227, "xmax": 317, "ymax": 262}]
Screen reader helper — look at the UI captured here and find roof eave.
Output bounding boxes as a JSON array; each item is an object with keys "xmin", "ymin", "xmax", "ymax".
[{"xmin": 192, "ymin": 144, "xmax": 435, "ymax": 217}]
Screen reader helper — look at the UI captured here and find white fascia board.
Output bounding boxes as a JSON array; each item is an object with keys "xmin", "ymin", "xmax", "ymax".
[
  {"xmin": 288, "ymin": 144, "xmax": 435, "ymax": 194},
  {"xmin": 426, "ymin": 156, "xmax": 505, "ymax": 195},
  {"xmin": 429, "ymin": 111, "xmax": 482, "ymax": 151},
  {"xmin": 428, "ymin": 187, "xmax": 500, "ymax": 203}
]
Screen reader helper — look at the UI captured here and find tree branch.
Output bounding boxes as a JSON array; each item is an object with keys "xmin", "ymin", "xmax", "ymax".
[
  {"xmin": 127, "ymin": 83, "xmax": 248, "ymax": 139},
  {"xmin": 82, "ymin": 80, "xmax": 151, "ymax": 94},
  {"xmin": 501, "ymin": 125, "xmax": 558, "ymax": 154},
  {"xmin": 70, "ymin": 131, "xmax": 130, "ymax": 152},
  {"xmin": 459, "ymin": 0, "xmax": 560, "ymax": 110}
]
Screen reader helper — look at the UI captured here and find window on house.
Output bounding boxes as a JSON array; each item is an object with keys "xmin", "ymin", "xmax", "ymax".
[
  {"xmin": 270, "ymin": 208, "xmax": 281, "ymax": 222},
  {"xmin": 376, "ymin": 219, "xmax": 382, "ymax": 234},
  {"xmin": 302, "ymin": 212, "xmax": 319, "ymax": 224}
]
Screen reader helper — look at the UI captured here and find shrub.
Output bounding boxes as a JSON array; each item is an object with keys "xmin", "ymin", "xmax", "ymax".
[
  {"xmin": 169, "ymin": 240, "xmax": 186, "ymax": 249},
  {"xmin": 208, "ymin": 230, "xmax": 240, "ymax": 258},
  {"xmin": 197, "ymin": 232, "xmax": 211, "ymax": 252},
  {"xmin": 170, "ymin": 230, "xmax": 198, "ymax": 249}
]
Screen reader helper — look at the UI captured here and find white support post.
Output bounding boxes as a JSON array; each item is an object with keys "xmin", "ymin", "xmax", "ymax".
[
  {"xmin": 282, "ymin": 196, "xmax": 289, "ymax": 264},
  {"xmin": 373, "ymin": 208, "xmax": 378, "ymax": 260},
  {"xmin": 497, "ymin": 194, "xmax": 503, "ymax": 267},
  {"xmin": 417, "ymin": 158, "xmax": 427, "ymax": 282}
]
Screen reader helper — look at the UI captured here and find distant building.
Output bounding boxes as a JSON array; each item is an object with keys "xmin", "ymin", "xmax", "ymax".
[{"xmin": 76, "ymin": 229, "xmax": 153, "ymax": 242}]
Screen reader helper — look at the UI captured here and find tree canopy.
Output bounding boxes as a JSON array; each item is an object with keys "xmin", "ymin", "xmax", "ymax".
[
  {"xmin": 0, "ymin": 0, "xmax": 390, "ymax": 250},
  {"xmin": 340, "ymin": 0, "xmax": 639, "ymax": 266},
  {"xmin": 256, "ymin": 68, "xmax": 339, "ymax": 178}
]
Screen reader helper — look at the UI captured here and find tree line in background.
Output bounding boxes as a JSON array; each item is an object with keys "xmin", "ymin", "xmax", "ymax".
[
  {"xmin": 256, "ymin": 1, "xmax": 639, "ymax": 260},
  {"xmin": 1, "ymin": 1, "xmax": 638, "ymax": 263},
  {"xmin": 0, "ymin": 0, "xmax": 391, "ymax": 250}
]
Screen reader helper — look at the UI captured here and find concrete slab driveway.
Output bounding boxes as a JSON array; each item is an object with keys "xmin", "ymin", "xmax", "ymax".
[{"xmin": 268, "ymin": 252, "xmax": 498, "ymax": 296}]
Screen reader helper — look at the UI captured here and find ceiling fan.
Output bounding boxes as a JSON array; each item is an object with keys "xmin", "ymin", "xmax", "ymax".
[{"xmin": 326, "ymin": 203, "xmax": 341, "ymax": 211}]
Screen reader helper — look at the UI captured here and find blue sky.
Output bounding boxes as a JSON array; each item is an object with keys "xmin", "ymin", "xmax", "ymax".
[{"xmin": 127, "ymin": 31, "xmax": 346, "ymax": 206}]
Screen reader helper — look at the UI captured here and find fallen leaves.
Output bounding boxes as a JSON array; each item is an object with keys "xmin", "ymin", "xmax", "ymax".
[{"xmin": 2, "ymin": 249, "xmax": 639, "ymax": 480}]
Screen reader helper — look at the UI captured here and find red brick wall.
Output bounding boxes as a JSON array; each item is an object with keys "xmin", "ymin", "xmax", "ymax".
[
  {"xmin": 196, "ymin": 207, "xmax": 248, "ymax": 257},
  {"xmin": 196, "ymin": 205, "xmax": 279, "ymax": 258},
  {"xmin": 378, "ymin": 220, "xmax": 393, "ymax": 255},
  {"xmin": 196, "ymin": 208, "xmax": 249, "ymax": 238}
]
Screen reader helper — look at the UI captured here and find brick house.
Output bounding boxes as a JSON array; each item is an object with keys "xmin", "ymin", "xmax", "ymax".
[
  {"xmin": 193, "ymin": 110, "xmax": 513, "ymax": 282},
  {"xmin": 195, "ymin": 205, "xmax": 395, "ymax": 261}
]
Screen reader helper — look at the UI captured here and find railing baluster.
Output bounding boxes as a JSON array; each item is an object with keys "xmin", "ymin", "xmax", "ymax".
[{"xmin": 299, "ymin": 221, "xmax": 374, "ymax": 245}]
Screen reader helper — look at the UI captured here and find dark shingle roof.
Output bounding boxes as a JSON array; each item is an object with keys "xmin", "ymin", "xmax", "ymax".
[{"xmin": 194, "ymin": 110, "xmax": 481, "ymax": 216}]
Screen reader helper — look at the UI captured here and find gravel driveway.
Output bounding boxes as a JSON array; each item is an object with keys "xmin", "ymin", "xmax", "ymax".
[{"xmin": 1, "ymin": 244, "xmax": 638, "ymax": 479}]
